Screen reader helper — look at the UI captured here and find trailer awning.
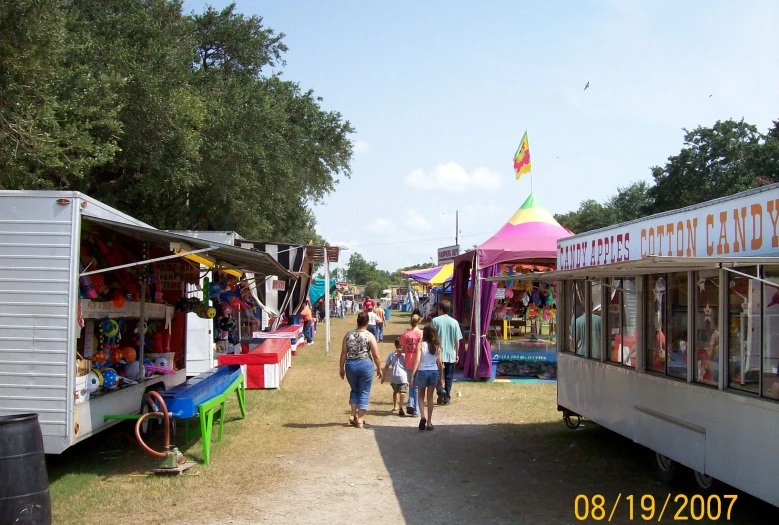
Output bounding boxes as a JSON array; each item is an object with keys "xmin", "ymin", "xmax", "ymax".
[
  {"xmin": 484, "ymin": 256, "xmax": 779, "ymax": 282},
  {"xmin": 81, "ymin": 215, "xmax": 294, "ymax": 278}
]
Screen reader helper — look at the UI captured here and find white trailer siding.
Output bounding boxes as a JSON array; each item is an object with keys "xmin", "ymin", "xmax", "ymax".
[
  {"xmin": 0, "ymin": 195, "xmax": 77, "ymax": 453},
  {"xmin": 558, "ymin": 353, "xmax": 779, "ymax": 507}
]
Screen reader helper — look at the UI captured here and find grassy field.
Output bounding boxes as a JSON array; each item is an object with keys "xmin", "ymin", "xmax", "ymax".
[{"xmin": 47, "ymin": 312, "xmax": 775, "ymax": 524}]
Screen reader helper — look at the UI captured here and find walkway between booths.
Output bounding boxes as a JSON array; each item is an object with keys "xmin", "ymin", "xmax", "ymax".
[{"xmin": 49, "ymin": 313, "xmax": 777, "ymax": 525}]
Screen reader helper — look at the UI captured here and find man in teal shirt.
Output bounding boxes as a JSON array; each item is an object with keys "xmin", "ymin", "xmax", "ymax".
[
  {"xmin": 431, "ymin": 300, "xmax": 462, "ymax": 405},
  {"xmin": 569, "ymin": 304, "xmax": 601, "ymax": 358}
]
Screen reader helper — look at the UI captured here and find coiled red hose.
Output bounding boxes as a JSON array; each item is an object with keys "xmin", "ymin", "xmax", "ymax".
[{"xmin": 134, "ymin": 390, "xmax": 169, "ymax": 459}]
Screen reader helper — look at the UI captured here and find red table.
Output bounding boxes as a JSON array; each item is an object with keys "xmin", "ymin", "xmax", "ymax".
[{"xmin": 218, "ymin": 338, "xmax": 292, "ymax": 389}]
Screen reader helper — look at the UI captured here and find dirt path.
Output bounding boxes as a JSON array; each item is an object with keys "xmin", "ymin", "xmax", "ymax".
[
  {"xmin": 191, "ymin": 313, "xmax": 776, "ymax": 525},
  {"xmin": 49, "ymin": 313, "xmax": 776, "ymax": 525}
]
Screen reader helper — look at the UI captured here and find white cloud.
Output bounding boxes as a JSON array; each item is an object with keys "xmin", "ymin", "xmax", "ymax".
[
  {"xmin": 403, "ymin": 209, "xmax": 432, "ymax": 231},
  {"xmin": 365, "ymin": 218, "xmax": 397, "ymax": 234},
  {"xmin": 404, "ymin": 162, "xmax": 502, "ymax": 193},
  {"xmin": 353, "ymin": 140, "xmax": 369, "ymax": 153}
]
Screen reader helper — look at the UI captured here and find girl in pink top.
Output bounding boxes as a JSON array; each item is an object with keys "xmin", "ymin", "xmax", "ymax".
[{"xmin": 399, "ymin": 314, "xmax": 423, "ymax": 416}]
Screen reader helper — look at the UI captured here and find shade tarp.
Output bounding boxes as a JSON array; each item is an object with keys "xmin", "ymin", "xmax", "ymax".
[
  {"xmin": 401, "ymin": 263, "xmax": 453, "ymax": 284},
  {"xmin": 309, "ymin": 278, "xmax": 336, "ymax": 305}
]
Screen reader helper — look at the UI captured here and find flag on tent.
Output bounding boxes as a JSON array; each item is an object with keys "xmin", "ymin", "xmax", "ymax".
[{"xmin": 513, "ymin": 131, "xmax": 532, "ymax": 180}]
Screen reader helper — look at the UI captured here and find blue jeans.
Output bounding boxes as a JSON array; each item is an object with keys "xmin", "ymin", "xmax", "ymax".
[
  {"xmin": 376, "ymin": 322, "xmax": 384, "ymax": 341},
  {"xmin": 437, "ymin": 361, "xmax": 455, "ymax": 402},
  {"xmin": 367, "ymin": 325, "xmax": 378, "ymax": 339},
  {"xmin": 303, "ymin": 321, "xmax": 313, "ymax": 343},
  {"xmin": 406, "ymin": 383, "xmax": 418, "ymax": 411},
  {"xmin": 345, "ymin": 358, "xmax": 374, "ymax": 410}
]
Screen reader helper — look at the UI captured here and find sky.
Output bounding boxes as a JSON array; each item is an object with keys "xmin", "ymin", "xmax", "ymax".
[{"xmin": 186, "ymin": 0, "xmax": 779, "ymax": 272}]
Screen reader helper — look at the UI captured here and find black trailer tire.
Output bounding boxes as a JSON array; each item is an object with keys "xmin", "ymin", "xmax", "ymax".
[
  {"xmin": 691, "ymin": 470, "xmax": 719, "ymax": 493},
  {"xmin": 654, "ymin": 453, "xmax": 679, "ymax": 485},
  {"xmin": 564, "ymin": 413, "xmax": 581, "ymax": 429}
]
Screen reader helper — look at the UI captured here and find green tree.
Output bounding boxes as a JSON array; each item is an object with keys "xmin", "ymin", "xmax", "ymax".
[
  {"xmin": 364, "ymin": 280, "xmax": 383, "ymax": 300},
  {"xmin": 345, "ymin": 252, "xmax": 379, "ymax": 285},
  {"xmin": 606, "ymin": 181, "xmax": 653, "ymax": 224},
  {"xmin": 646, "ymin": 119, "xmax": 764, "ymax": 213},
  {"xmin": 0, "ymin": 0, "xmax": 353, "ymax": 245},
  {"xmin": 0, "ymin": 0, "xmax": 121, "ymax": 189},
  {"xmin": 555, "ymin": 199, "xmax": 610, "ymax": 233},
  {"xmin": 754, "ymin": 120, "xmax": 779, "ymax": 186}
]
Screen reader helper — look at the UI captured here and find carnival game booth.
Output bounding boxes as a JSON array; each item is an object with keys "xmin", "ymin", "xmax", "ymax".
[
  {"xmin": 523, "ymin": 184, "xmax": 779, "ymax": 507},
  {"xmin": 0, "ymin": 191, "xmax": 292, "ymax": 454},
  {"xmin": 452, "ymin": 194, "xmax": 571, "ymax": 379},
  {"xmin": 217, "ymin": 246, "xmax": 339, "ymax": 388},
  {"xmin": 233, "ymin": 240, "xmax": 314, "ymax": 356}
]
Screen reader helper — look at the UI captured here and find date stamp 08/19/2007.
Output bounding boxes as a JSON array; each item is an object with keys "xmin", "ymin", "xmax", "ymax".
[{"xmin": 574, "ymin": 494, "xmax": 738, "ymax": 522}]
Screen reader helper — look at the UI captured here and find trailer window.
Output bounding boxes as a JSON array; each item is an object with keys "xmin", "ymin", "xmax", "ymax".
[
  {"xmin": 727, "ymin": 267, "xmax": 760, "ymax": 395},
  {"xmin": 762, "ymin": 266, "xmax": 779, "ymax": 400},
  {"xmin": 567, "ymin": 280, "xmax": 586, "ymax": 355},
  {"xmin": 667, "ymin": 272, "xmax": 689, "ymax": 380},
  {"xmin": 589, "ymin": 282, "xmax": 603, "ymax": 360},
  {"xmin": 691, "ymin": 271, "xmax": 717, "ymax": 385},
  {"xmin": 645, "ymin": 275, "xmax": 666, "ymax": 373},
  {"xmin": 607, "ymin": 278, "xmax": 637, "ymax": 368}
]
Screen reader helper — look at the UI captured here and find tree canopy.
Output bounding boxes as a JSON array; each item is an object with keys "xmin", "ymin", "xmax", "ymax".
[
  {"xmin": 555, "ymin": 119, "xmax": 779, "ymax": 234},
  {"xmin": 0, "ymin": 1, "xmax": 353, "ymax": 244},
  {"xmin": 345, "ymin": 253, "xmax": 392, "ymax": 292}
]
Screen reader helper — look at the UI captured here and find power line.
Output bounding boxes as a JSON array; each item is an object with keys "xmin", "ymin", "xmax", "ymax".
[{"xmin": 347, "ymin": 231, "xmax": 493, "ymax": 248}]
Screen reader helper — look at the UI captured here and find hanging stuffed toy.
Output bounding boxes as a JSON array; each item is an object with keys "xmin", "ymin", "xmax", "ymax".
[
  {"xmin": 528, "ymin": 303, "xmax": 538, "ymax": 320},
  {"xmin": 543, "ymin": 305, "xmax": 551, "ymax": 322}
]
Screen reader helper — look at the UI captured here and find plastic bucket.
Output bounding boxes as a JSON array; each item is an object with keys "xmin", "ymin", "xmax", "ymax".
[{"xmin": 0, "ymin": 413, "xmax": 52, "ymax": 525}]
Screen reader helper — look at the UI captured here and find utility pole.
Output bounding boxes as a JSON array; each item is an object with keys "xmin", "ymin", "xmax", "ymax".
[{"xmin": 455, "ymin": 210, "xmax": 459, "ymax": 246}]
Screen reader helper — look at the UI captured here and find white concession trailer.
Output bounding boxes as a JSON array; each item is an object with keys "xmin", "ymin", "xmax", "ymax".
[
  {"xmin": 0, "ymin": 191, "xmax": 291, "ymax": 453},
  {"xmin": 515, "ymin": 184, "xmax": 779, "ymax": 507}
]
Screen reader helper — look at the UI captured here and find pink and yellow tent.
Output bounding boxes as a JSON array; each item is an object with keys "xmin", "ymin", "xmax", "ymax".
[
  {"xmin": 464, "ymin": 193, "xmax": 572, "ymax": 269},
  {"xmin": 452, "ymin": 193, "xmax": 572, "ymax": 378}
]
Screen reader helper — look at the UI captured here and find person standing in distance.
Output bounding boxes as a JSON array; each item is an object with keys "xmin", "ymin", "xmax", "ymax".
[
  {"xmin": 374, "ymin": 302, "xmax": 386, "ymax": 342},
  {"xmin": 431, "ymin": 300, "xmax": 462, "ymax": 405},
  {"xmin": 300, "ymin": 300, "xmax": 314, "ymax": 344},
  {"xmin": 363, "ymin": 296, "xmax": 375, "ymax": 312}
]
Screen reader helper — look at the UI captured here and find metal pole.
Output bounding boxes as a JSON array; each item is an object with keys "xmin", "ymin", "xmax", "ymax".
[
  {"xmin": 81, "ymin": 246, "xmax": 216, "ymax": 277},
  {"xmin": 324, "ymin": 248, "xmax": 330, "ymax": 356},
  {"xmin": 472, "ymin": 251, "xmax": 480, "ymax": 379},
  {"xmin": 138, "ymin": 278, "xmax": 146, "ymax": 382},
  {"xmin": 455, "ymin": 210, "xmax": 459, "ymax": 246}
]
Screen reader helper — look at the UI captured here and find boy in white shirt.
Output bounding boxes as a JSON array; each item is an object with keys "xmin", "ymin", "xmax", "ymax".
[
  {"xmin": 367, "ymin": 306, "xmax": 379, "ymax": 339},
  {"xmin": 381, "ymin": 338, "xmax": 409, "ymax": 416}
]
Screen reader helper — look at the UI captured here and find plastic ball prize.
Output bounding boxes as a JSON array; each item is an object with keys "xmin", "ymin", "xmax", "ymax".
[
  {"xmin": 153, "ymin": 357, "xmax": 168, "ymax": 369},
  {"xmin": 123, "ymin": 360, "xmax": 140, "ymax": 379},
  {"xmin": 110, "ymin": 348, "xmax": 123, "ymax": 363},
  {"xmin": 101, "ymin": 368, "xmax": 119, "ymax": 389},
  {"xmin": 92, "ymin": 350, "xmax": 107, "ymax": 369},
  {"xmin": 121, "ymin": 346, "xmax": 137, "ymax": 362},
  {"xmin": 87, "ymin": 370, "xmax": 102, "ymax": 393}
]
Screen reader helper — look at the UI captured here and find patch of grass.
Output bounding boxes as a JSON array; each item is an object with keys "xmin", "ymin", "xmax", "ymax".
[{"xmin": 48, "ymin": 315, "xmax": 373, "ymax": 524}]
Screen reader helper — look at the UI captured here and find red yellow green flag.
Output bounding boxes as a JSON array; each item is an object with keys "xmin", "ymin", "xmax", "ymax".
[{"xmin": 513, "ymin": 131, "xmax": 532, "ymax": 180}]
